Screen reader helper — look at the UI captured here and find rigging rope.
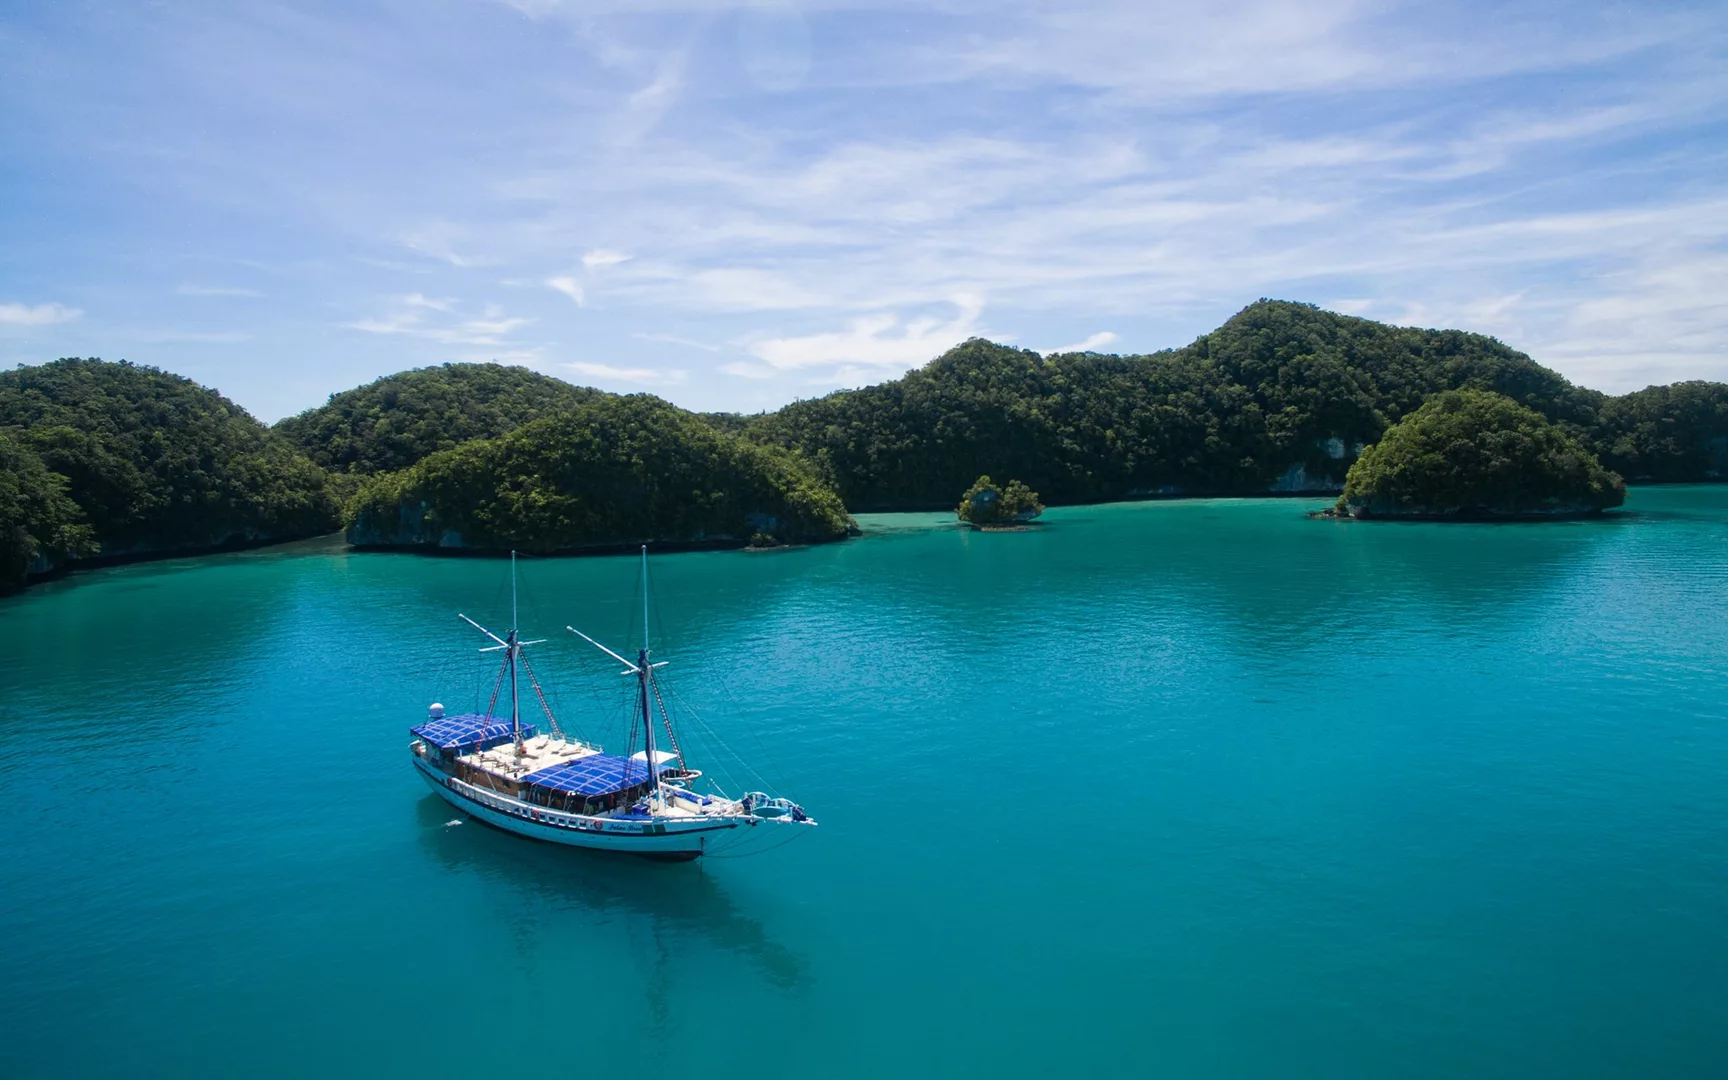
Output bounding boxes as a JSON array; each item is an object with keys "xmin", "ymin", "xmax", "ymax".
[
  {"xmin": 664, "ymin": 681, "xmax": 773, "ymax": 796},
  {"xmin": 704, "ymin": 826, "xmax": 809, "ymax": 859},
  {"xmin": 519, "ymin": 653, "xmax": 567, "ymax": 741},
  {"xmin": 649, "ymin": 674, "xmax": 686, "ymax": 770},
  {"xmin": 484, "ymin": 654, "xmax": 508, "ymax": 721}
]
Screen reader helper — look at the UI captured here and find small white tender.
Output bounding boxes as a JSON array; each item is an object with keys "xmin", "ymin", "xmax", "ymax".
[{"xmin": 409, "ymin": 547, "xmax": 815, "ymax": 861}]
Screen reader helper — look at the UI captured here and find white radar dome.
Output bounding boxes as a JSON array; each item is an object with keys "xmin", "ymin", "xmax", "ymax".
[{"xmin": 428, "ymin": 703, "xmax": 445, "ymax": 719}]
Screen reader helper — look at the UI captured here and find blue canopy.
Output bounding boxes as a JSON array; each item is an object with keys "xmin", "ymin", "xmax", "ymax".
[
  {"xmin": 521, "ymin": 754, "xmax": 660, "ymax": 797},
  {"xmin": 411, "ymin": 713, "xmax": 537, "ymax": 752}
]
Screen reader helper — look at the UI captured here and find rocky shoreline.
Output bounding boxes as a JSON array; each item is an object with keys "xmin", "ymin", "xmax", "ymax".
[{"xmin": 1310, "ymin": 504, "xmax": 1616, "ymax": 522}]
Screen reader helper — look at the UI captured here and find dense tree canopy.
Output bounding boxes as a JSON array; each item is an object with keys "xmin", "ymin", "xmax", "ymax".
[
  {"xmin": 0, "ymin": 359, "xmax": 339, "ymax": 588},
  {"xmin": 4, "ymin": 303, "xmax": 1723, "ymax": 594},
  {"xmin": 742, "ymin": 301, "xmax": 1663, "ymax": 509},
  {"xmin": 1337, "ymin": 390, "xmax": 1625, "ymax": 518},
  {"xmin": 0, "ymin": 433, "xmax": 97, "ymax": 591},
  {"xmin": 274, "ymin": 363, "xmax": 600, "ymax": 474},
  {"xmin": 347, "ymin": 394, "xmax": 852, "ymax": 552},
  {"xmin": 956, "ymin": 475, "xmax": 1044, "ymax": 525},
  {"xmin": 1592, "ymin": 381, "xmax": 1728, "ymax": 482}
]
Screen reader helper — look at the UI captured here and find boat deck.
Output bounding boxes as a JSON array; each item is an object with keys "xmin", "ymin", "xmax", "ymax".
[
  {"xmin": 456, "ymin": 735, "xmax": 598, "ymax": 780},
  {"xmin": 441, "ymin": 739, "xmax": 744, "ymax": 818}
]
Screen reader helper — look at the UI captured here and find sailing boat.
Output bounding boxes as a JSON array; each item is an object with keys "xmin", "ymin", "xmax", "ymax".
[{"xmin": 409, "ymin": 548, "xmax": 816, "ymax": 861}]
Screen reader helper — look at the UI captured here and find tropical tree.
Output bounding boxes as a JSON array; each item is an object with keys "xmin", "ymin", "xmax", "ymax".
[{"xmin": 957, "ymin": 475, "xmax": 1044, "ymax": 525}]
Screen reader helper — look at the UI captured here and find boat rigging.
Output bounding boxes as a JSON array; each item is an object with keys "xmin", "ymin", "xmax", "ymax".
[{"xmin": 409, "ymin": 548, "xmax": 815, "ymax": 860}]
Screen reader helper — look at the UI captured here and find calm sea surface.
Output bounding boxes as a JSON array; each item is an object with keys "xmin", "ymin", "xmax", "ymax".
[{"xmin": 2, "ymin": 488, "xmax": 1726, "ymax": 1078}]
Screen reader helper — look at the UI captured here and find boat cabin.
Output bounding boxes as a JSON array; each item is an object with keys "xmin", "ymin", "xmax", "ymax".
[{"xmin": 410, "ymin": 711, "xmax": 681, "ymax": 814}]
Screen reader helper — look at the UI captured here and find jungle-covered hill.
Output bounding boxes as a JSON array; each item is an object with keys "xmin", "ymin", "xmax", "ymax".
[
  {"xmin": 1336, "ymin": 390, "xmax": 1626, "ymax": 519},
  {"xmin": 741, "ymin": 301, "xmax": 1727, "ymax": 510},
  {"xmin": 1592, "ymin": 381, "xmax": 1728, "ymax": 483},
  {"xmin": 5, "ymin": 301, "xmax": 1726, "ymax": 594},
  {"xmin": 273, "ymin": 362, "xmax": 600, "ymax": 475},
  {"xmin": 0, "ymin": 359, "xmax": 340, "ymax": 592},
  {"xmin": 346, "ymin": 394, "xmax": 852, "ymax": 553}
]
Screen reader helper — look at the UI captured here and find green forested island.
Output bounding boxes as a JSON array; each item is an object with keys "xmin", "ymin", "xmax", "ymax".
[
  {"xmin": 1334, "ymin": 390, "xmax": 1627, "ymax": 519},
  {"xmin": 742, "ymin": 301, "xmax": 1724, "ymax": 508},
  {"xmin": 0, "ymin": 359, "xmax": 339, "ymax": 591},
  {"xmin": 273, "ymin": 362, "xmax": 599, "ymax": 476},
  {"xmin": 345, "ymin": 395, "xmax": 852, "ymax": 553},
  {"xmin": 5, "ymin": 301, "xmax": 1726, "ymax": 593},
  {"xmin": 956, "ymin": 476, "xmax": 1045, "ymax": 527}
]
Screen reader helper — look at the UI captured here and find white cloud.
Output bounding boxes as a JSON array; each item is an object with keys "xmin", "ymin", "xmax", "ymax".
[
  {"xmin": 941, "ymin": 0, "xmax": 1683, "ymax": 102},
  {"xmin": 719, "ymin": 360, "xmax": 775, "ymax": 379},
  {"xmin": 1051, "ymin": 331, "xmax": 1119, "ymax": 354},
  {"xmin": 565, "ymin": 360, "xmax": 687, "ymax": 386},
  {"xmin": 177, "ymin": 285, "xmax": 262, "ymax": 298},
  {"xmin": 742, "ymin": 294, "xmax": 986, "ymax": 376},
  {"xmin": 0, "ymin": 302, "xmax": 82, "ymax": 326},
  {"xmin": 581, "ymin": 249, "xmax": 632, "ymax": 270},
  {"xmin": 462, "ymin": 312, "xmax": 533, "ymax": 339},
  {"xmin": 345, "ymin": 298, "xmax": 536, "ymax": 347},
  {"xmin": 20, "ymin": 0, "xmax": 1727, "ymax": 415},
  {"xmin": 547, "ymin": 276, "xmax": 586, "ymax": 306},
  {"xmin": 367, "ymin": 89, "xmax": 1728, "ymax": 390}
]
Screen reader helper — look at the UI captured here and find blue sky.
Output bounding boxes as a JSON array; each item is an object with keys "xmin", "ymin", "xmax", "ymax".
[{"xmin": 2, "ymin": 1, "xmax": 1724, "ymax": 421}]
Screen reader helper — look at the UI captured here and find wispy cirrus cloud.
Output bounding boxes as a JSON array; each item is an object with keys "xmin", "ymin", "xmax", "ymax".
[
  {"xmin": 1051, "ymin": 331, "xmax": 1119, "ymax": 354},
  {"xmin": 730, "ymin": 294, "xmax": 987, "ymax": 385},
  {"xmin": 346, "ymin": 297, "xmax": 535, "ymax": 348},
  {"xmin": 566, "ymin": 360, "xmax": 686, "ymax": 386},
  {"xmin": 0, "ymin": 301, "xmax": 82, "ymax": 327},
  {"xmin": 582, "ymin": 249, "xmax": 632, "ymax": 270},
  {"xmin": 4, "ymin": 0, "xmax": 1726, "ymax": 416},
  {"xmin": 547, "ymin": 276, "xmax": 585, "ymax": 306}
]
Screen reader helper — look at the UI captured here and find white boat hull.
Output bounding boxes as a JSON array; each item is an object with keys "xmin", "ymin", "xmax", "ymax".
[{"xmin": 414, "ymin": 757, "xmax": 744, "ymax": 859}]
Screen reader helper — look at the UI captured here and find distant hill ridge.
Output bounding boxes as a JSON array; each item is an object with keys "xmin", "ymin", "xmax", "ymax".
[
  {"xmin": 273, "ymin": 362, "xmax": 600, "ymax": 475},
  {"xmin": 5, "ymin": 300, "xmax": 1725, "ymax": 593},
  {"xmin": 743, "ymin": 300, "xmax": 1725, "ymax": 509}
]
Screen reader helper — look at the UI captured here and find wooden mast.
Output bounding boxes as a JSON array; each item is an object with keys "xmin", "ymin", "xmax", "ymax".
[{"xmin": 637, "ymin": 545, "xmax": 660, "ymax": 804}]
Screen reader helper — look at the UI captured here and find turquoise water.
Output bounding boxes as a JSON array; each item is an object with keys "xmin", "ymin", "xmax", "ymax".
[{"xmin": 2, "ymin": 488, "xmax": 1727, "ymax": 1077}]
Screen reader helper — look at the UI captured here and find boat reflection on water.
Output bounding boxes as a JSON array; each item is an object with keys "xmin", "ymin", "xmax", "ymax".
[{"xmin": 414, "ymin": 795, "xmax": 807, "ymax": 1002}]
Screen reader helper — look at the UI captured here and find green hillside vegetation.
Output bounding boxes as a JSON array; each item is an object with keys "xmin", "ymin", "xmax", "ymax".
[
  {"xmin": 4, "ymin": 302, "xmax": 1723, "ymax": 595},
  {"xmin": 742, "ymin": 301, "xmax": 1696, "ymax": 509},
  {"xmin": 956, "ymin": 475, "xmax": 1044, "ymax": 526},
  {"xmin": 1336, "ymin": 390, "xmax": 1625, "ymax": 519},
  {"xmin": 0, "ymin": 432, "xmax": 97, "ymax": 589},
  {"xmin": 697, "ymin": 411, "xmax": 754, "ymax": 436},
  {"xmin": 347, "ymin": 394, "xmax": 852, "ymax": 553},
  {"xmin": 0, "ymin": 359, "xmax": 340, "ymax": 590},
  {"xmin": 274, "ymin": 362, "xmax": 600, "ymax": 475},
  {"xmin": 1592, "ymin": 381, "xmax": 1728, "ymax": 482}
]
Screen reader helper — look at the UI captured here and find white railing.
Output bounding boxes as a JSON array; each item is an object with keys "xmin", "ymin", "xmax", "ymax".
[{"xmin": 426, "ymin": 761, "xmax": 744, "ymax": 835}]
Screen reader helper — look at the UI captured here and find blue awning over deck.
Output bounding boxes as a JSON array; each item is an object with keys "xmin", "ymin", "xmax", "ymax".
[
  {"xmin": 411, "ymin": 713, "xmax": 537, "ymax": 752},
  {"xmin": 521, "ymin": 754, "xmax": 660, "ymax": 797}
]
